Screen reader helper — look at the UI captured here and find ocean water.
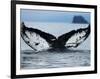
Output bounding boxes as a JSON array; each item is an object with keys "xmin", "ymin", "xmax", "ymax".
[{"xmin": 21, "ymin": 49, "xmax": 90, "ymax": 69}]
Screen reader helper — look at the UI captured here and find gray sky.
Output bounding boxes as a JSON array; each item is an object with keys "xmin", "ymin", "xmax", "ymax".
[{"xmin": 20, "ymin": 9, "xmax": 90, "ymax": 23}]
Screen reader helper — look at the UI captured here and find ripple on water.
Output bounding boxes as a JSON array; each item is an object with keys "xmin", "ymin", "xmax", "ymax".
[{"xmin": 21, "ymin": 49, "xmax": 90, "ymax": 69}]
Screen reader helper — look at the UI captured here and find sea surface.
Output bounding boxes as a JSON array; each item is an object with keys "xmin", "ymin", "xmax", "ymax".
[{"xmin": 21, "ymin": 49, "xmax": 90, "ymax": 69}]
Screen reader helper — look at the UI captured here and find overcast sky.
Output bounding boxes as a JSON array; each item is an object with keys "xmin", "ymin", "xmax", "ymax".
[{"xmin": 20, "ymin": 9, "xmax": 90, "ymax": 23}]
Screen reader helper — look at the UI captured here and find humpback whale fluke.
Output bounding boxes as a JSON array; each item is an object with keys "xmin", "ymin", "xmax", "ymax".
[{"xmin": 21, "ymin": 22, "xmax": 90, "ymax": 52}]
